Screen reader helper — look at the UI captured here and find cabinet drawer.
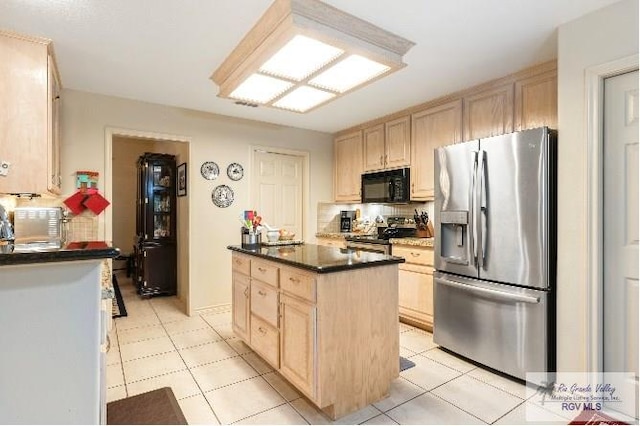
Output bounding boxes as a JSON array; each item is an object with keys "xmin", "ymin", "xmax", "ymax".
[
  {"xmin": 392, "ymin": 245, "xmax": 434, "ymax": 266},
  {"xmin": 250, "ymin": 315, "xmax": 279, "ymax": 368},
  {"xmin": 281, "ymin": 268, "xmax": 316, "ymax": 302},
  {"xmin": 251, "ymin": 260, "xmax": 279, "ymax": 287},
  {"xmin": 250, "ymin": 280, "xmax": 278, "ymax": 327},
  {"xmin": 232, "ymin": 253, "xmax": 250, "ymax": 275}
]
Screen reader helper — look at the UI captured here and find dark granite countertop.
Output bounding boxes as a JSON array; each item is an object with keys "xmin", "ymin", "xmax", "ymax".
[
  {"xmin": 228, "ymin": 244, "xmax": 404, "ymax": 274},
  {"xmin": 0, "ymin": 241, "xmax": 120, "ymax": 266}
]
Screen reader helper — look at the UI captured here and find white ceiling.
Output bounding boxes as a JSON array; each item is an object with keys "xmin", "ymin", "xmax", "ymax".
[{"xmin": 0, "ymin": 0, "xmax": 620, "ymax": 133}]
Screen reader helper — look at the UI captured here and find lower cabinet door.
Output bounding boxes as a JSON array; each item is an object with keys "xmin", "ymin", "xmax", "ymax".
[
  {"xmin": 232, "ymin": 273, "xmax": 250, "ymax": 342},
  {"xmin": 250, "ymin": 315, "xmax": 279, "ymax": 368},
  {"xmin": 398, "ymin": 265, "xmax": 434, "ymax": 328},
  {"xmin": 279, "ymin": 294, "xmax": 316, "ymax": 398}
]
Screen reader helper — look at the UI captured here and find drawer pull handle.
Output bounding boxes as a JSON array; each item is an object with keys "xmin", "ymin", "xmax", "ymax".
[
  {"xmin": 258, "ymin": 327, "xmax": 267, "ymax": 334},
  {"xmin": 244, "ymin": 287, "xmax": 249, "ymax": 297},
  {"xmin": 410, "ymin": 253, "xmax": 421, "ymax": 257},
  {"xmin": 258, "ymin": 290, "xmax": 267, "ymax": 296},
  {"xmin": 289, "ymin": 277, "xmax": 300, "ymax": 284},
  {"xmin": 258, "ymin": 267, "xmax": 266, "ymax": 273}
]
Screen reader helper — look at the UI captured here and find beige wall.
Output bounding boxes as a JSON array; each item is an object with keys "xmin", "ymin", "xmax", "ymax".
[
  {"xmin": 60, "ymin": 90, "xmax": 334, "ymax": 313},
  {"xmin": 557, "ymin": 0, "xmax": 638, "ymax": 372}
]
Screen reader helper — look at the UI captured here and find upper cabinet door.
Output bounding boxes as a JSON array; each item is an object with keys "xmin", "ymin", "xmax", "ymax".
[
  {"xmin": 385, "ymin": 115, "xmax": 411, "ymax": 169},
  {"xmin": 334, "ymin": 131, "xmax": 363, "ymax": 202},
  {"xmin": 363, "ymin": 124, "xmax": 385, "ymax": 172},
  {"xmin": 514, "ymin": 70, "xmax": 557, "ymax": 131},
  {"xmin": 463, "ymin": 83, "xmax": 514, "ymax": 141},
  {"xmin": 411, "ymin": 100, "xmax": 462, "ymax": 200}
]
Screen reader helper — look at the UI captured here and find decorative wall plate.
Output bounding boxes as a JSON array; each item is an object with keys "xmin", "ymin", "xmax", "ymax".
[
  {"xmin": 227, "ymin": 163, "xmax": 244, "ymax": 181},
  {"xmin": 200, "ymin": 161, "xmax": 219, "ymax": 180},
  {"xmin": 212, "ymin": 185, "xmax": 234, "ymax": 208}
]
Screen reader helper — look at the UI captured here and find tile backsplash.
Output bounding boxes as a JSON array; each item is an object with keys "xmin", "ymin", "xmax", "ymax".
[{"xmin": 317, "ymin": 201, "xmax": 434, "ymax": 233}]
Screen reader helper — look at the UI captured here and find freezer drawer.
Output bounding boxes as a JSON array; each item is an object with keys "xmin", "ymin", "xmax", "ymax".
[{"xmin": 433, "ymin": 272, "xmax": 554, "ymax": 384}]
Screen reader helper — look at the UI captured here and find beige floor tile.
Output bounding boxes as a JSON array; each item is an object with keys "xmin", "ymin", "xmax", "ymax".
[
  {"xmin": 466, "ymin": 367, "xmax": 530, "ymax": 399},
  {"xmin": 106, "ymin": 347, "xmax": 122, "ymax": 366},
  {"xmin": 119, "ymin": 336, "xmax": 176, "ymax": 362},
  {"xmin": 362, "ymin": 413, "xmax": 399, "ymax": 425},
  {"xmin": 373, "ymin": 377, "xmax": 425, "ymax": 412},
  {"xmin": 262, "ymin": 372, "xmax": 301, "ymax": 401},
  {"xmin": 431, "ymin": 375, "xmax": 522, "ymax": 423},
  {"xmin": 122, "ymin": 351, "xmax": 186, "ymax": 383},
  {"xmin": 399, "ymin": 346, "xmax": 417, "ymax": 358},
  {"xmin": 204, "ymin": 377, "xmax": 285, "ymax": 424},
  {"xmin": 190, "ymin": 356, "xmax": 259, "ymax": 392},
  {"xmin": 398, "ymin": 323, "xmax": 415, "ymax": 333},
  {"xmin": 163, "ymin": 316, "xmax": 210, "ymax": 335},
  {"xmin": 201, "ymin": 311, "xmax": 232, "ymax": 326},
  {"xmin": 494, "ymin": 400, "xmax": 569, "ymax": 425},
  {"xmin": 126, "ymin": 369, "xmax": 201, "ymax": 400},
  {"xmin": 121, "ymin": 303, "xmax": 156, "ymax": 319},
  {"xmin": 154, "ymin": 306, "xmax": 192, "ymax": 324},
  {"xmin": 106, "ymin": 385, "xmax": 127, "ymax": 403},
  {"xmin": 227, "ymin": 337, "xmax": 253, "ymax": 355},
  {"xmin": 149, "ymin": 296, "xmax": 180, "ymax": 309},
  {"xmin": 399, "ymin": 330, "xmax": 438, "ymax": 353},
  {"xmin": 420, "ymin": 349, "xmax": 477, "ymax": 374},
  {"xmin": 400, "ymin": 355, "xmax": 461, "ymax": 391},
  {"xmin": 212, "ymin": 323, "xmax": 236, "ymax": 340},
  {"xmin": 115, "ymin": 314, "xmax": 161, "ymax": 331},
  {"xmin": 179, "ymin": 340, "xmax": 238, "ymax": 368},
  {"xmin": 290, "ymin": 397, "xmax": 381, "ymax": 425},
  {"xmin": 242, "ymin": 352, "xmax": 275, "ymax": 375},
  {"xmin": 386, "ymin": 393, "xmax": 484, "ymax": 424},
  {"xmin": 107, "ymin": 364, "xmax": 125, "ymax": 388},
  {"xmin": 178, "ymin": 394, "xmax": 220, "ymax": 425},
  {"xmin": 169, "ymin": 327, "xmax": 223, "ymax": 349},
  {"xmin": 235, "ymin": 403, "xmax": 306, "ymax": 425},
  {"xmin": 117, "ymin": 324, "xmax": 168, "ymax": 345},
  {"xmin": 108, "ymin": 329, "xmax": 119, "ymax": 347}
]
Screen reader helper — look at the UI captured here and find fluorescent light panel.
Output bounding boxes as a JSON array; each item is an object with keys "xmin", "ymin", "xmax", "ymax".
[
  {"xmin": 259, "ymin": 35, "xmax": 344, "ymax": 81},
  {"xmin": 309, "ymin": 54, "xmax": 390, "ymax": 93},
  {"xmin": 272, "ymin": 86, "xmax": 335, "ymax": 112},
  {"xmin": 229, "ymin": 74, "xmax": 293, "ymax": 104}
]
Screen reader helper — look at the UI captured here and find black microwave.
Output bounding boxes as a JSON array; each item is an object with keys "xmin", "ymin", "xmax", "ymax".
[{"xmin": 361, "ymin": 168, "xmax": 410, "ymax": 203}]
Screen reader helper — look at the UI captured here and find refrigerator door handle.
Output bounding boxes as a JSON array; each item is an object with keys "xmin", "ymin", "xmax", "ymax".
[
  {"xmin": 479, "ymin": 150, "xmax": 488, "ymax": 267},
  {"xmin": 437, "ymin": 277, "xmax": 541, "ymax": 304},
  {"xmin": 470, "ymin": 151, "xmax": 479, "ymax": 266}
]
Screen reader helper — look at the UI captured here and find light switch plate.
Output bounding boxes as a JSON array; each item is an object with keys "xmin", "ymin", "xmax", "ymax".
[{"xmin": 0, "ymin": 161, "xmax": 10, "ymax": 177}]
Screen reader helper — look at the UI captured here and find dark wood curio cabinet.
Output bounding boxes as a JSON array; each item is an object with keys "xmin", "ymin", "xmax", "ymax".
[{"xmin": 135, "ymin": 153, "xmax": 177, "ymax": 297}]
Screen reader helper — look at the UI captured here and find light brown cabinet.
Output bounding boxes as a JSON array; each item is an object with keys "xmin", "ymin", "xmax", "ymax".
[
  {"xmin": 515, "ymin": 70, "xmax": 558, "ymax": 131},
  {"xmin": 392, "ymin": 244, "xmax": 434, "ymax": 330},
  {"xmin": 363, "ymin": 116, "xmax": 411, "ymax": 172},
  {"xmin": 0, "ymin": 31, "xmax": 61, "ymax": 195},
  {"xmin": 463, "ymin": 83, "xmax": 514, "ymax": 141},
  {"xmin": 410, "ymin": 100, "xmax": 462, "ymax": 200},
  {"xmin": 334, "ymin": 131, "xmax": 363, "ymax": 202},
  {"xmin": 280, "ymin": 293, "xmax": 316, "ymax": 397},
  {"xmin": 230, "ymin": 250, "xmax": 399, "ymax": 420},
  {"xmin": 231, "ymin": 269, "xmax": 251, "ymax": 342}
]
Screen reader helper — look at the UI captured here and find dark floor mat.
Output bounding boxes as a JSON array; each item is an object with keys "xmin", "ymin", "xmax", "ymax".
[
  {"xmin": 107, "ymin": 387, "xmax": 187, "ymax": 425},
  {"xmin": 400, "ymin": 356, "xmax": 416, "ymax": 372},
  {"xmin": 112, "ymin": 274, "xmax": 127, "ymax": 318}
]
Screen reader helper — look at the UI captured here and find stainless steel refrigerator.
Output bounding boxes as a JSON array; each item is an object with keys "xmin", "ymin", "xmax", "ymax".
[{"xmin": 434, "ymin": 127, "xmax": 556, "ymax": 384}]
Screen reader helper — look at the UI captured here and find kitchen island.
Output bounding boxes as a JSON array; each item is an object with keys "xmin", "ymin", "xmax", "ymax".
[
  {"xmin": 228, "ymin": 244, "xmax": 404, "ymax": 420},
  {"xmin": 0, "ymin": 241, "xmax": 119, "ymax": 424}
]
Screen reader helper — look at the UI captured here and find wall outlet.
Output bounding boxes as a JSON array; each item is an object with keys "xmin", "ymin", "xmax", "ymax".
[{"xmin": 0, "ymin": 161, "xmax": 9, "ymax": 177}]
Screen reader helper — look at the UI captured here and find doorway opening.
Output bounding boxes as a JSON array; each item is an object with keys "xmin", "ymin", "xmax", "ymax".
[{"xmin": 105, "ymin": 128, "xmax": 191, "ymax": 313}]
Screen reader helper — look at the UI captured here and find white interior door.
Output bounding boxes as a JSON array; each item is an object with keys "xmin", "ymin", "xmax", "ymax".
[
  {"xmin": 603, "ymin": 70, "xmax": 638, "ymax": 419},
  {"xmin": 252, "ymin": 150, "xmax": 304, "ymax": 239}
]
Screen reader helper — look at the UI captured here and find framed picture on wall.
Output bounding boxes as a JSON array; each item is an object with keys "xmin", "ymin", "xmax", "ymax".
[{"xmin": 177, "ymin": 162, "xmax": 187, "ymax": 197}]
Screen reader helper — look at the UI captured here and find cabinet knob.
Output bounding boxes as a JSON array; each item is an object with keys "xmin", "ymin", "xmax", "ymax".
[
  {"xmin": 258, "ymin": 290, "xmax": 267, "ymax": 296},
  {"xmin": 384, "ymin": 154, "xmax": 388, "ymax": 164},
  {"xmin": 289, "ymin": 277, "xmax": 300, "ymax": 284},
  {"xmin": 379, "ymin": 155, "xmax": 383, "ymax": 165},
  {"xmin": 257, "ymin": 267, "xmax": 266, "ymax": 273},
  {"xmin": 258, "ymin": 327, "xmax": 267, "ymax": 335},
  {"xmin": 410, "ymin": 252, "xmax": 420, "ymax": 257},
  {"xmin": 244, "ymin": 287, "xmax": 249, "ymax": 297}
]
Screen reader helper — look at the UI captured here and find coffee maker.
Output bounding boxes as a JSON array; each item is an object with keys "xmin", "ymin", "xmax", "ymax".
[{"xmin": 340, "ymin": 210, "xmax": 356, "ymax": 233}]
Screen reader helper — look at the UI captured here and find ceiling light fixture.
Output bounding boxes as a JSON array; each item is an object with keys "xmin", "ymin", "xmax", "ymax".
[{"xmin": 211, "ymin": 0, "xmax": 415, "ymax": 113}]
